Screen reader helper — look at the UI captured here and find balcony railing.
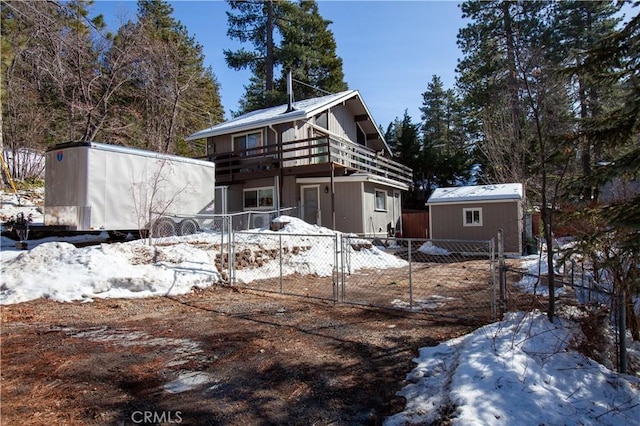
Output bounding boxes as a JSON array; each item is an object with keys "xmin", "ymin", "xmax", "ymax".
[{"xmin": 205, "ymin": 135, "xmax": 413, "ymax": 186}]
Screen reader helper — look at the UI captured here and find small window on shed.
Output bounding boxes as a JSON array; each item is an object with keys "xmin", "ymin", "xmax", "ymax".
[
  {"xmin": 375, "ymin": 189, "xmax": 387, "ymax": 211},
  {"xmin": 463, "ymin": 208, "xmax": 483, "ymax": 227}
]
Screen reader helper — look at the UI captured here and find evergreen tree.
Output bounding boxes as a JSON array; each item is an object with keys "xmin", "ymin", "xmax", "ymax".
[
  {"xmin": 225, "ymin": 0, "xmax": 296, "ymax": 110},
  {"xmin": 419, "ymin": 75, "xmax": 471, "ymax": 190},
  {"xmin": 275, "ymin": 1, "xmax": 347, "ymax": 103},
  {"xmin": 386, "ymin": 111, "xmax": 422, "ymax": 208},
  {"xmin": 225, "ymin": 0, "xmax": 346, "ymax": 112},
  {"xmin": 566, "ymin": 2, "xmax": 640, "ymax": 341},
  {"xmin": 457, "ymin": 0, "xmax": 581, "ymax": 321},
  {"xmin": 548, "ymin": 1, "xmax": 622, "ymax": 201},
  {"xmin": 457, "ymin": 0, "xmax": 547, "ymax": 186}
]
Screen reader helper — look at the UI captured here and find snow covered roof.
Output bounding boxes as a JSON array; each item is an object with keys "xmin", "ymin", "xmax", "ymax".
[
  {"xmin": 427, "ymin": 183, "xmax": 523, "ymax": 204},
  {"xmin": 186, "ymin": 90, "xmax": 381, "ymax": 142}
]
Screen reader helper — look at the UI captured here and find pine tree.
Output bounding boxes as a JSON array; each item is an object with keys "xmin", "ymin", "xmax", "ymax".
[
  {"xmin": 567, "ymin": 3, "xmax": 640, "ymax": 342},
  {"xmin": 457, "ymin": 0, "xmax": 547, "ymax": 186},
  {"xmin": 419, "ymin": 75, "xmax": 471, "ymax": 189},
  {"xmin": 457, "ymin": 0, "xmax": 584, "ymax": 321},
  {"xmin": 275, "ymin": 1, "xmax": 347, "ymax": 103},
  {"xmin": 548, "ymin": 1, "xmax": 622, "ymax": 201},
  {"xmin": 225, "ymin": 0, "xmax": 346, "ymax": 112},
  {"xmin": 386, "ymin": 111, "xmax": 422, "ymax": 208}
]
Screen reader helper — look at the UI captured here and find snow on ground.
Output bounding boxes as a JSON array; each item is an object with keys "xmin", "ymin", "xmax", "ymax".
[
  {"xmin": 515, "ymin": 253, "xmax": 566, "ymax": 297},
  {"xmin": 0, "ymin": 194, "xmax": 405, "ymax": 304},
  {"xmin": 418, "ymin": 241, "xmax": 450, "ymax": 255},
  {"xmin": 2, "ymin": 189, "xmax": 639, "ymax": 424},
  {"xmin": 385, "ymin": 310, "xmax": 640, "ymax": 426}
]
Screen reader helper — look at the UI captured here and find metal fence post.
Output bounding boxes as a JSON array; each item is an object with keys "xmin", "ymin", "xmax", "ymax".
[
  {"xmin": 340, "ymin": 235, "xmax": 344, "ymax": 302},
  {"xmin": 334, "ymin": 234, "xmax": 339, "ymax": 302},
  {"xmin": 228, "ymin": 215, "xmax": 234, "ymax": 285},
  {"xmin": 408, "ymin": 238, "xmax": 413, "ymax": 310},
  {"xmin": 342, "ymin": 235, "xmax": 347, "ymax": 302},
  {"xmin": 279, "ymin": 233, "xmax": 283, "ymax": 293},
  {"xmin": 618, "ymin": 290, "xmax": 627, "ymax": 374},
  {"xmin": 490, "ymin": 238, "xmax": 496, "ymax": 320},
  {"xmin": 497, "ymin": 229, "xmax": 505, "ymax": 318}
]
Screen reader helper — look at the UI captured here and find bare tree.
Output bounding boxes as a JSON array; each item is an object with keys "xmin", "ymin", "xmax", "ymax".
[{"xmin": 130, "ymin": 157, "xmax": 190, "ymax": 245}]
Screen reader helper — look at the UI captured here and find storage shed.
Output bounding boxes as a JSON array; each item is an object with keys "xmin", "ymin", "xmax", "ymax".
[{"xmin": 426, "ymin": 183, "xmax": 524, "ymax": 254}]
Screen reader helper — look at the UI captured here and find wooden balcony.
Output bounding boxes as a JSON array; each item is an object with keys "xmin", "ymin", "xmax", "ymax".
[{"xmin": 204, "ymin": 136, "xmax": 413, "ymax": 186}]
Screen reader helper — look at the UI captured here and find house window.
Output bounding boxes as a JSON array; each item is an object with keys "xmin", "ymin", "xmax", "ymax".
[
  {"xmin": 463, "ymin": 208, "xmax": 483, "ymax": 226},
  {"xmin": 234, "ymin": 131, "xmax": 262, "ymax": 156},
  {"xmin": 375, "ymin": 189, "xmax": 387, "ymax": 211},
  {"xmin": 244, "ymin": 187, "xmax": 274, "ymax": 209}
]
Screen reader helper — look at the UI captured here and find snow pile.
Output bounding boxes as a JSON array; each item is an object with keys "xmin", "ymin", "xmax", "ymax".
[
  {"xmin": 418, "ymin": 241, "xmax": 450, "ymax": 255},
  {"xmin": 1, "ymin": 213, "xmax": 407, "ymax": 304},
  {"xmin": 232, "ymin": 216, "xmax": 407, "ymax": 283},
  {"xmin": 385, "ymin": 311, "xmax": 640, "ymax": 426},
  {"xmin": 0, "ymin": 188, "xmax": 44, "ymax": 223},
  {"xmin": 0, "ymin": 240, "xmax": 221, "ymax": 304},
  {"xmin": 269, "ymin": 215, "xmax": 337, "ymax": 235}
]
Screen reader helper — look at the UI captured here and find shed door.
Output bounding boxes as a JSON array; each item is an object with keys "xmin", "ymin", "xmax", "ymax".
[{"xmin": 301, "ymin": 185, "xmax": 320, "ymax": 225}]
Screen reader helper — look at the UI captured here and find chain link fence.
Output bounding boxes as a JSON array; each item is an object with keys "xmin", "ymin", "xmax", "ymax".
[
  {"xmin": 341, "ymin": 237, "xmax": 496, "ymax": 321},
  {"xmin": 230, "ymin": 231, "xmax": 339, "ymax": 301},
  {"xmin": 223, "ymin": 229, "xmax": 497, "ymax": 322},
  {"xmin": 497, "ymin": 232, "xmax": 632, "ymax": 374}
]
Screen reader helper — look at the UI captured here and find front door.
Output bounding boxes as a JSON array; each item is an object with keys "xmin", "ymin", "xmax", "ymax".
[{"xmin": 301, "ymin": 185, "xmax": 320, "ymax": 225}]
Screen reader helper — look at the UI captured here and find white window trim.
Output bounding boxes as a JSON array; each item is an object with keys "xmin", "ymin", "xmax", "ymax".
[
  {"xmin": 463, "ymin": 207, "xmax": 483, "ymax": 227},
  {"xmin": 233, "ymin": 130, "xmax": 263, "ymax": 156},
  {"xmin": 375, "ymin": 189, "xmax": 387, "ymax": 212},
  {"xmin": 243, "ymin": 186, "xmax": 274, "ymax": 210}
]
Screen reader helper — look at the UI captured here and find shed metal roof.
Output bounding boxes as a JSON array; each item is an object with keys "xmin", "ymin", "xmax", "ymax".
[{"xmin": 427, "ymin": 183, "xmax": 523, "ymax": 204}]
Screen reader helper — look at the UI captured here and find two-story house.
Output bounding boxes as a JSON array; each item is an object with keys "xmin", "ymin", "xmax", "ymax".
[{"xmin": 186, "ymin": 89, "xmax": 413, "ymax": 237}]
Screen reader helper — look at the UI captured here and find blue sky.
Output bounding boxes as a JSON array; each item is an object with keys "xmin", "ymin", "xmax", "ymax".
[{"xmin": 93, "ymin": 0, "xmax": 465, "ymax": 129}]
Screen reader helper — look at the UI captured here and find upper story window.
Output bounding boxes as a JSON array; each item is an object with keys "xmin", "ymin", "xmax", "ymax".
[
  {"xmin": 356, "ymin": 124, "xmax": 366, "ymax": 146},
  {"xmin": 463, "ymin": 207, "xmax": 483, "ymax": 227},
  {"xmin": 234, "ymin": 131, "xmax": 262, "ymax": 156}
]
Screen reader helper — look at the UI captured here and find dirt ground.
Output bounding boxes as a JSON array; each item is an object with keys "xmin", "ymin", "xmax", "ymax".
[{"xmin": 1, "ymin": 285, "xmax": 480, "ymax": 426}]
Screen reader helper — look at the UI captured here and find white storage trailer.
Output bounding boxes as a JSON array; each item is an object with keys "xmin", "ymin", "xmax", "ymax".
[{"xmin": 44, "ymin": 142, "xmax": 215, "ymax": 236}]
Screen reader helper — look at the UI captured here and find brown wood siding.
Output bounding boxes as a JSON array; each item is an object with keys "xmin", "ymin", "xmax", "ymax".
[{"xmin": 430, "ymin": 201, "xmax": 522, "ymax": 253}]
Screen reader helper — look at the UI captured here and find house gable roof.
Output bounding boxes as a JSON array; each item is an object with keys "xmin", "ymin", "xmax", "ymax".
[
  {"xmin": 427, "ymin": 183, "xmax": 523, "ymax": 204},
  {"xmin": 185, "ymin": 90, "xmax": 388, "ymax": 151}
]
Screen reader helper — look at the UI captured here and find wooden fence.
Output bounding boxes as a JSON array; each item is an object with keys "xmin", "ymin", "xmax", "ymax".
[{"xmin": 402, "ymin": 211, "xmax": 429, "ymax": 238}]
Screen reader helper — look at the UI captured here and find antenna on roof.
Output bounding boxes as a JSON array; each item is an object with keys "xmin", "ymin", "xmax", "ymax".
[{"xmin": 286, "ymin": 69, "xmax": 295, "ymax": 113}]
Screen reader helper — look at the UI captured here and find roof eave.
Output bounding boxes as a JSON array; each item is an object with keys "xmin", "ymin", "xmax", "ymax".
[{"xmin": 185, "ymin": 110, "xmax": 308, "ymax": 141}]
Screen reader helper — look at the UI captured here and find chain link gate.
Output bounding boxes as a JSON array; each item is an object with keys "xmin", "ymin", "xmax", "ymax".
[
  {"xmin": 341, "ymin": 236, "xmax": 497, "ymax": 321},
  {"xmin": 228, "ymin": 231, "xmax": 340, "ymax": 302}
]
